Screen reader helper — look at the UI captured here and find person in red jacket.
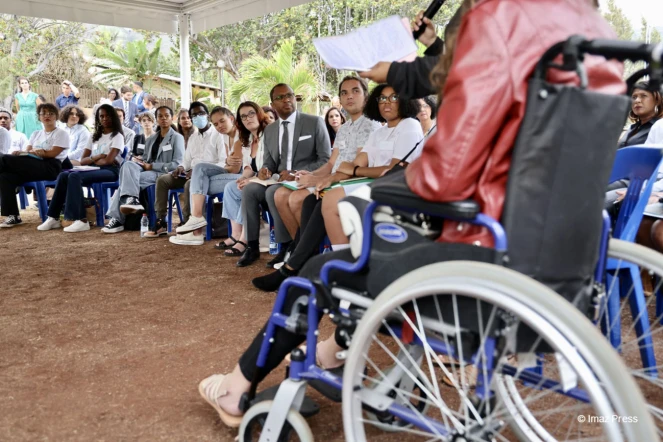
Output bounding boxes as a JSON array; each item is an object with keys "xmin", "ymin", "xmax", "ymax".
[{"xmin": 196, "ymin": 0, "xmax": 625, "ymax": 428}]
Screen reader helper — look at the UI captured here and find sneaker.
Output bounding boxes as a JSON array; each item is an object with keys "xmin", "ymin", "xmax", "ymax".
[
  {"xmin": 37, "ymin": 217, "xmax": 61, "ymax": 231},
  {"xmin": 64, "ymin": 220, "xmax": 90, "ymax": 233},
  {"xmin": 120, "ymin": 196, "xmax": 144, "ymax": 215},
  {"xmin": 169, "ymin": 231, "xmax": 204, "ymax": 246},
  {"xmin": 101, "ymin": 218, "xmax": 124, "ymax": 234},
  {"xmin": 0, "ymin": 215, "xmax": 22, "ymax": 228},
  {"xmin": 175, "ymin": 215, "xmax": 207, "ymax": 234}
]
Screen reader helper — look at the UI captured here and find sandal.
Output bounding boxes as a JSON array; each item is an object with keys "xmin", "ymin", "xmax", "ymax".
[
  {"xmin": 214, "ymin": 236, "xmax": 238, "ymax": 250},
  {"xmin": 224, "ymin": 241, "xmax": 247, "ymax": 257},
  {"xmin": 198, "ymin": 374, "xmax": 243, "ymax": 428},
  {"xmin": 143, "ymin": 218, "xmax": 168, "ymax": 238}
]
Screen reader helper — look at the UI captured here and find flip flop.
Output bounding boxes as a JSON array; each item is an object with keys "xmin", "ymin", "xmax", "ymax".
[
  {"xmin": 224, "ymin": 241, "xmax": 247, "ymax": 257},
  {"xmin": 198, "ymin": 374, "xmax": 244, "ymax": 428},
  {"xmin": 214, "ymin": 236, "xmax": 238, "ymax": 250}
]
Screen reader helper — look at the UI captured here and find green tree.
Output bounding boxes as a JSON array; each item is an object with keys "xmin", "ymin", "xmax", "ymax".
[
  {"xmin": 603, "ymin": 0, "xmax": 633, "ymax": 41},
  {"xmin": 640, "ymin": 18, "xmax": 662, "ymax": 44},
  {"xmin": 227, "ymin": 38, "xmax": 319, "ymax": 111}
]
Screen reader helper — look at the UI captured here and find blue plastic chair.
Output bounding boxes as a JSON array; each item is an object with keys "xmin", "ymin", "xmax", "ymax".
[
  {"xmin": 602, "ymin": 146, "xmax": 663, "ymax": 376},
  {"xmin": 145, "ymin": 184, "xmax": 157, "ymax": 228},
  {"xmin": 18, "ymin": 187, "xmax": 29, "ymax": 209},
  {"xmin": 167, "ymin": 188, "xmax": 185, "ymax": 232},
  {"xmin": 21, "ymin": 181, "xmax": 49, "ymax": 222}
]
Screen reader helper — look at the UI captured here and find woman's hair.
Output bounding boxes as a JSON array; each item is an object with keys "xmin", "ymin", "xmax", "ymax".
[
  {"xmin": 17, "ymin": 76, "xmax": 30, "ymax": 91},
  {"xmin": 143, "ymin": 94, "xmax": 158, "ymax": 106},
  {"xmin": 236, "ymin": 101, "xmax": 269, "ymax": 146},
  {"xmin": 262, "ymin": 106, "xmax": 278, "ymax": 121},
  {"xmin": 108, "ymin": 88, "xmax": 120, "ymax": 100},
  {"xmin": 92, "ymin": 104, "xmax": 124, "ymax": 143},
  {"xmin": 363, "ymin": 84, "xmax": 420, "ymax": 123},
  {"xmin": 177, "ymin": 108, "xmax": 191, "ymax": 135},
  {"xmin": 59, "ymin": 104, "xmax": 88, "ymax": 125},
  {"xmin": 138, "ymin": 111, "xmax": 156, "ymax": 124},
  {"xmin": 210, "ymin": 106, "xmax": 235, "ymax": 119},
  {"xmin": 629, "ymin": 81, "xmax": 663, "ymax": 122},
  {"xmin": 324, "ymin": 107, "xmax": 346, "ymax": 144},
  {"xmin": 36, "ymin": 103, "xmax": 59, "ymax": 119},
  {"xmin": 155, "ymin": 105, "xmax": 174, "ymax": 118},
  {"xmin": 420, "ymin": 96, "xmax": 437, "ymax": 120}
]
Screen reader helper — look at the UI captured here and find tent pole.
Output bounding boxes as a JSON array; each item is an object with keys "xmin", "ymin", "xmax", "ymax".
[{"xmin": 178, "ymin": 14, "xmax": 192, "ymax": 109}]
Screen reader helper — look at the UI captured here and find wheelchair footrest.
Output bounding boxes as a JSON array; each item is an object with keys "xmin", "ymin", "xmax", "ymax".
[
  {"xmin": 308, "ymin": 366, "xmax": 344, "ymax": 403},
  {"xmin": 251, "ymin": 385, "xmax": 321, "ymax": 418}
]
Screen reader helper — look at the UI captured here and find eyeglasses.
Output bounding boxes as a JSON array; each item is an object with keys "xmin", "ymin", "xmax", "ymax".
[
  {"xmin": 377, "ymin": 94, "xmax": 399, "ymax": 104},
  {"xmin": 39, "ymin": 112, "xmax": 56, "ymax": 117},
  {"xmin": 191, "ymin": 111, "xmax": 207, "ymax": 117},
  {"xmin": 240, "ymin": 110, "xmax": 257, "ymax": 121},
  {"xmin": 273, "ymin": 93, "xmax": 295, "ymax": 102},
  {"xmin": 69, "ymin": 113, "xmax": 80, "ymax": 117}
]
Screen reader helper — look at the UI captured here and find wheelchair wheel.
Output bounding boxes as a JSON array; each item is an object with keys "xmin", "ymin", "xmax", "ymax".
[
  {"xmin": 599, "ymin": 238, "xmax": 663, "ymax": 436},
  {"xmin": 238, "ymin": 400, "xmax": 313, "ymax": 442},
  {"xmin": 342, "ymin": 261, "xmax": 656, "ymax": 442}
]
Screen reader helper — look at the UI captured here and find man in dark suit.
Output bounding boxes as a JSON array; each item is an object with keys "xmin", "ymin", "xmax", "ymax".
[
  {"xmin": 132, "ymin": 81, "xmax": 146, "ymax": 113},
  {"xmin": 113, "ymin": 85, "xmax": 139, "ymax": 132},
  {"xmin": 237, "ymin": 83, "xmax": 331, "ymax": 267}
]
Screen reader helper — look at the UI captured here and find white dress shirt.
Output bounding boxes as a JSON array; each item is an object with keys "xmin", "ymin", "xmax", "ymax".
[
  {"xmin": 9, "ymin": 129, "xmax": 29, "ymax": 153},
  {"xmin": 278, "ymin": 111, "xmax": 297, "ymax": 170},
  {"xmin": 183, "ymin": 126, "xmax": 226, "ymax": 170}
]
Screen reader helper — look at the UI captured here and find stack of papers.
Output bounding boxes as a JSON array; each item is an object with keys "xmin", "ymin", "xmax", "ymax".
[
  {"xmin": 313, "ymin": 15, "xmax": 417, "ymax": 71},
  {"xmin": 248, "ymin": 177, "xmax": 279, "ymax": 186},
  {"xmin": 73, "ymin": 165, "xmax": 101, "ymax": 171}
]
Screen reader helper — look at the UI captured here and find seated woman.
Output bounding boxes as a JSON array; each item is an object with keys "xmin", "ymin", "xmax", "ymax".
[
  {"xmin": 206, "ymin": 103, "xmax": 270, "ymax": 256},
  {"xmin": 38, "ymin": 105, "xmax": 124, "ymax": 232},
  {"xmin": 102, "ymin": 106, "xmax": 184, "ymax": 233},
  {"xmin": 0, "ymin": 103, "xmax": 70, "ymax": 228},
  {"xmin": 132, "ymin": 112, "xmax": 156, "ymax": 158},
  {"xmin": 168, "ymin": 106, "xmax": 244, "ymax": 245},
  {"xmin": 320, "ymin": 84, "xmax": 423, "ymax": 249},
  {"xmin": 59, "ymin": 105, "xmax": 91, "ymax": 167},
  {"xmin": 324, "ymin": 106, "xmax": 345, "ymax": 146},
  {"xmin": 177, "ymin": 108, "xmax": 195, "ymax": 148},
  {"xmin": 196, "ymin": 0, "xmax": 623, "ymax": 428}
]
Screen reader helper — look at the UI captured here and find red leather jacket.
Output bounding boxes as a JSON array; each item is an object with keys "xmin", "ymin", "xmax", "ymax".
[{"xmin": 406, "ymin": 0, "xmax": 625, "ymax": 247}]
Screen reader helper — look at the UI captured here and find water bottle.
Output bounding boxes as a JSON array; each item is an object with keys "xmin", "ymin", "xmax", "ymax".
[
  {"xmin": 269, "ymin": 227, "xmax": 278, "ymax": 255},
  {"xmin": 140, "ymin": 213, "xmax": 149, "ymax": 237},
  {"xmin": 322, "ymin": 245, "xmax": 332, "ymax": 254}
]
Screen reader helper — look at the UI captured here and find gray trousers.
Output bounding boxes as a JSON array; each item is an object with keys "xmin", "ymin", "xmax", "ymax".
[
  {"xmin": 241, "ymin": 182, "xmax": 290, "ymax": 243},
  {"xmin": 106, "ymin": 161, "xmax": 161, "ymax": 222}
]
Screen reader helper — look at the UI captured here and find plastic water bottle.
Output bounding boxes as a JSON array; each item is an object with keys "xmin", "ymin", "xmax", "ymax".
[
  {"xmin": 140, "ymin": 214, "xmax": 149, "ymax": 237},
  {"xmin": 269, "ymin": 227, "xmax": 278, "ymax": 255},
  {"xmin": 322, "ymin": 245, "xmax": 332, "ymax": 254}
]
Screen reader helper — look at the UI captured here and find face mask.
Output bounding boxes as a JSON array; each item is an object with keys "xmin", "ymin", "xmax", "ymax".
[{"xmin": 192, "ymin": 115, "xmax": 208, "ymax": 129}]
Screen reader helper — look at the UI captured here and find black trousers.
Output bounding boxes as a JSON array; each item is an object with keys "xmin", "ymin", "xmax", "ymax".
[
  {"xmin": 287, "ymin": 194, "xmax": 327, "ymax": 271},
  {"xmin": 0, "ymin": 155, "xmax": 62, "ymax": 216}
]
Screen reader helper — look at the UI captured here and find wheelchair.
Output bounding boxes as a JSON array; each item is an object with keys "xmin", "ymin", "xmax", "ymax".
[{"xmin": 236, "ymin": 38, "xmax": 663, "ymax": 441}]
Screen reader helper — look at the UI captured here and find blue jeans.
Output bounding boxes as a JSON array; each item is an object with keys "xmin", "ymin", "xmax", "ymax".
[
  {"xmin": 47, "ymin": 167, "xmax": 119, "ymax": 221},
  {"xmin": 189, "ymin": 163, "xmax": 241, "ymax": 196},
  {"xmin": 222, "ymin": 180, "xmax": 243, "ymax": 224}
]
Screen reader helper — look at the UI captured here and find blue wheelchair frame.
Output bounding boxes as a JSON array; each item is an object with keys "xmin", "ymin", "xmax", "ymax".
[{"xmin": 252, "ymin": 200, "xmax": 592, "ymax": 435}]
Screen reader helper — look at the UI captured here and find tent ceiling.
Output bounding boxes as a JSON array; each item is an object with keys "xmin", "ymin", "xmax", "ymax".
[{"xmin": 0, "ymin": 0, "xmax": 311, "ymax": 34}]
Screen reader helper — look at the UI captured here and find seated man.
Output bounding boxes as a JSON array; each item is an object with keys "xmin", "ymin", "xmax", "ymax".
[
  {"xmin": 102, "ymin": 106, "xmax": 184, "ymax": 233},
  {"xmin": 114, "ymin": 107, "xmax": 136, "ymax": 151},
  {"xmin": 143, "ymin": 102, "xmax": 226, "ymax": 238},
  {"xmin": 0, "ymin": 108, "xmax": 28, "ymax": 154},
  {"xmin": 195, "ymin": 0, "xmax": 624, "ymax": 427},
  {"xmin": 233, "ymin": 83, "xmax": 331, "ymax": 267}
]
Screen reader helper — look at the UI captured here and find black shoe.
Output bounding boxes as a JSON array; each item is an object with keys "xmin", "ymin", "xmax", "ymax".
[
  {"xmin": 237, "ymin": 247, "xmax": 261, "ymax": 267},
  {"xmin": 0, "ymin": 215, "xmax": 22, "ymax": 228},
  {"xmin": 120, "ymin": 196, "xmax": 145, "ymax": 215},
  {"xmin": 252, "ymin": 266, "xmax": 297, "ymax": 292},
  {"xmin": 266, "ymin": 248, "xmax": 288, "ymax": 268}
]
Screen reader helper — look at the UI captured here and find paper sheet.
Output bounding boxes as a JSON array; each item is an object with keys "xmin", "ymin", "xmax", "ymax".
[{"xmin": 313, "ymin": 15, "xmax": 417, "ymax": 71}]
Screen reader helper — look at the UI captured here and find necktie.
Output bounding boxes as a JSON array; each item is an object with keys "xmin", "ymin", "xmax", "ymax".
[
  {"xmin": 124, "ymin": 100, "xmax": 129, "ymax": 115},
  {"xmin": 281, "ymin": 121, "xmax": 290, "ymax": 171}
]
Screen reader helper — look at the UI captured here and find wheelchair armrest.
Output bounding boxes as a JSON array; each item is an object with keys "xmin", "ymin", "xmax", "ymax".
[{"xmin": 370, "ymin": 180, "xmax": 480, "ymax": 220}]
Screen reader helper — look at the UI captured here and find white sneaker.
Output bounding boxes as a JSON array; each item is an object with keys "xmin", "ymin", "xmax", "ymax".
[
  {"xmin": 37, "ymin": 217, "xmax": 61, "ymax": 231},
  {"xmin": 64, "ymin": 220, "xmax": 90, "ymax": 233},
  {"xmin": 169, "ymin": 231, "xmax": 204, "ymax": 246},
  {"xmin": 175, "ymin": 215, "xmax": 207, "ymax": 234}
]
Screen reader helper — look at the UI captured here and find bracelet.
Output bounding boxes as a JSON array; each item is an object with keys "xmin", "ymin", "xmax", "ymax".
[{"xmin": 353, "ymin": 165, "xmax": 360, "ymax": 177}]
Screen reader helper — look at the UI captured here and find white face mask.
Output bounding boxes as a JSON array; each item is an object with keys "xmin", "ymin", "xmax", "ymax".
[{"xmin": 192, "ymin": 115, "xmax": 208, "ymax": 129}]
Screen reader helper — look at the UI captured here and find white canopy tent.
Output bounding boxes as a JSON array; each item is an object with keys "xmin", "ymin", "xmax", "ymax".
[{"xmin": 1, "ymin": 0, "xmax": 311, "ymax": 107}]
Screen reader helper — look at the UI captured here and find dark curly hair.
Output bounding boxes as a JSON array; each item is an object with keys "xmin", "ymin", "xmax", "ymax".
[
  {"xmin": 108, "ymin": 88, "xmax": 120, "ymax": 101},
  {"xmin": 36, "ymin": 103, "xmax": 59, "ymax": 120},
  {"xmin": 59, "ymin": 104, "xmax": 88, "ymax": 126},
  {"xmin": 363, "ymin": 84, "xmax": 420, "ymax": 123},
  {"xmin": 93, "ymin": 104, "xmax": 124, "ymax": 143},
  {"xmin": 236, "ymin": 102, "xmax": 269, "ymax": 146}
]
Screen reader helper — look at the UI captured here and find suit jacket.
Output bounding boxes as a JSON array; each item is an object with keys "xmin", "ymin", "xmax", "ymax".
[
  {"xmin": 143, "ymin": 127, "xmax": 185, "ymax": 173},
  {"xmin": 113, "ymin": 99, "xmax": 140, "ymax": 130},
  {"xmin": 262, "ymin": 112, "xmax": 331, "ymax": 173},
  {"xmin": 133, "ymin": 91, "xmax": 146, "ymax": 113}
]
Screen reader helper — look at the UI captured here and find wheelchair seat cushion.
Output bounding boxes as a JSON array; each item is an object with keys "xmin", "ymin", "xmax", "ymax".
[{"xmin": 370, "ymin": 170, "xmax": 480, "ymax": 220}]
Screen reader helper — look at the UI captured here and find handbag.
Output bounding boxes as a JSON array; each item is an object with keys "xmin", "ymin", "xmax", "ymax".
[
  {"xmin": 211, "ymin": 202, "xmax": 229, "ymax": 238},
  {"xmin": 83, "ymin": 197, "xmax": 100, "ymax": 227}
]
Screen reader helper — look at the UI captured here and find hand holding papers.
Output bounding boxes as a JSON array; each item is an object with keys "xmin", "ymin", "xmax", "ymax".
[{"xmin": 313, "ymin": 16, "xmax": 417, "ymax": 71}]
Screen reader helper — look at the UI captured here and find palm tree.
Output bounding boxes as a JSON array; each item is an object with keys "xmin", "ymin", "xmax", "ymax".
[
  {"xmin": 228, "ymin": 38, "xmax": 320, "ymax": 111},
  {"xmin": 86, "ymin": 38, "xmax": 177, "ymax": 91}
]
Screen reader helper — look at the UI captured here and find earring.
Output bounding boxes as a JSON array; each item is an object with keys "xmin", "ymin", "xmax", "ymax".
[{"xmin": 656, "ymin": 106, "xmax": 660, "ymax": 114}]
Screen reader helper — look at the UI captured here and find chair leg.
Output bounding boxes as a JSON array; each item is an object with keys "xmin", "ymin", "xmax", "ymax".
[
  {"xmin": 656, "ymin": 276, "xmax": 663, "ymax": 325},
  {"xmin": 205, "ymin": 195, "xmax": 213, "ymax": 241},
  {"xmin": 625, "ymin": 264, "xmax": 658, "ymax": 377},
  {"xmin": 36, "ymin": 183, "xmax": 48, "ymax": 222},
  {"xmin": 605, "ymin": 272, "xmax": 622, "ymax": 351},
  {"xmin": 167, "ymin": 191, "xmax": 174, "ymax": 233},
  {"xmin": 174, "ymin": 194, "xmax": 183, "ymax": 225},
  {"xmin": 19, "ymin": 187, "xmax": 28, "ymax": 209},
  {"xmin": 146, "ymin": 185, "xmax": 156, "ymax": 228}
]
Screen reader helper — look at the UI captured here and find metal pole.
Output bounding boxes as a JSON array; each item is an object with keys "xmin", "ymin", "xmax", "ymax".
[
  {"xmin": 221, "ymin": 71, "xmax": 225, "ymax": 107},
  {"xmin": 178, "ymin": 14, "xmax": 192, "ymax": 109}
]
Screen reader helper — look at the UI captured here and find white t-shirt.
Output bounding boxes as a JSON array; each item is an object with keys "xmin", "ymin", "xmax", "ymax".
[
  {"xmin": 646, "ymin": 119, "xmax": 663, "ymax": 145},
  {"xmin": 28, "ymin": 127, "xmax": 70, "ymax": 161},
  {"xmin": 362, "ymin": 118, "xmax": 424, "ymax": 167},
  {"xmin": 0, "ymin": 127, "xmax": 11, "ymax": 155},
  {"xmin": 87, "ymin": 132, "xmax": 125, "ymax": 165},
  {"xmin": 9, "ymin": 130, "xmax": 29, "ymax": 153}
]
